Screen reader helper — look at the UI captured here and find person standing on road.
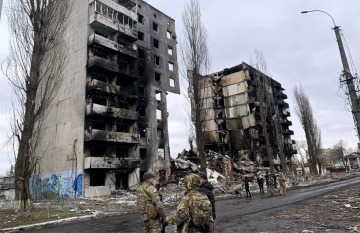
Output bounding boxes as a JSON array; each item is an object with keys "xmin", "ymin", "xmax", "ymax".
[
  {"xmin": 198, "ymin": 171, "xmax": 216, "ymax": 221},
  {"xmin": 244, "ymin": 175, "xmax": 252, "ymax": 198},
  {"xmin": 137, "ymin": 171, "xmax": 167, "ymax": 233},
  {"xmin": 278, "ymin": 172, "xmax": 287, "ymax": 196},
  {"xmin": 256, "ymin": 174, "xmax": 265, "ymax": 194},
  {"xmin": 166, "ymin": 173, "xmax": 214, "ymax": 233},
  {"xmin": 265, "ymin": 170, "xmax": 270, "ymax": 193}
]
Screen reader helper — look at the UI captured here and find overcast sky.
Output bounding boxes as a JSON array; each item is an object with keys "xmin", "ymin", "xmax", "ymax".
[{"xmin": 1, "ymin": 0, "xmax": 360, "ymax": 175}]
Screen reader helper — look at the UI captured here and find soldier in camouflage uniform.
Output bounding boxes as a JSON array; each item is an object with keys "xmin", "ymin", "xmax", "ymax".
[
  {"xmin": 166, "ymin": 173, "xmax": 214, "ymax": 233},
  {"xmin": 278, "ymin": 172, "xmax": 287, "ymax": 196},
  {"xmin": 137, "ymin": 171, "xmax": 167, "ymax": 233},
  {"xmin": 268, "ymin": 173, "xmax": 275, "ymax": 196}
]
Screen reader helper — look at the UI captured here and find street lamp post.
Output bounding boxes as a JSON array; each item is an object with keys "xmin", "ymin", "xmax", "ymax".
[{"xmin": 301, "ymin": 10, "xmax": 360, "ymax": 142}]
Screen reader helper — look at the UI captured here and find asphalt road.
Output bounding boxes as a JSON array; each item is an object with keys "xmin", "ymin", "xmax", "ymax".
[{"xmin": 23, "ymin": 174, "xmax": 360, "ymax": 233}]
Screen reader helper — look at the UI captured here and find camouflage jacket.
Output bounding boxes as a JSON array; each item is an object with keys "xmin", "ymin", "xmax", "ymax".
[
  {"xmin": 136, "ymin": 181, "xmax": 163, "ymax": 222},
  {"xmin": 167, "ymin": 190, "xmax": 213, "ymax": 233}
]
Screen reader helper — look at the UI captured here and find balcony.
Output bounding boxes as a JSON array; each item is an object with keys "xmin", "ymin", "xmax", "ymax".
[
  {"xmin": 88, "ymin": 56, "xmax": 118, "ymax": 73},
  {"xmin": 87, "ymin": 79, "xmax": 120, "ymax": 94},
  {"xmin": 84, "ymin": 156, "xmax": 139, "ymax": 170},
  {"xmin": 89, "ymin": 34, "xmax": 117, "ymax": 52},
  {"xmin": 89, "ymin": 13, "xmax": 137, "ymax": 42},
  {"xmin": 275, "ymin": 91, "xmax": 288, "ymax": 99},
  {"xmin": 85, "ymin": 129, "xmax": 139, "ymax": 143},
  {"xmin": 86, "ymin": 103, "xmax": 138, "ymax": 120},
  {"xmin": 281, "ymin": 119, "xmax": 292, "ymax": 126}
]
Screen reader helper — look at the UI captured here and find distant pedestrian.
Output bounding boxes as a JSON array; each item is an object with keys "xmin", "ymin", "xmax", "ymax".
[
  {"xmin": 278, "ymin": 172, "xmax": 287, "ymax": 196},
  {"xmin": 244, "ymin": 176, "xmax": 251, "ymax": 198},
  {"xmin": 272, "ymin": 173, "xmax": 278, "ymax": 189},
  {"xmin": 256, "ymin": 175, "xmax": 265, "ymax": 194},
  {"xmin": 198, "ymin": 171, "xmax": 216, "ymax": 220},
  {"xmin": 265, "ymin": 170, "xmax": 270, "ymax": 193}
]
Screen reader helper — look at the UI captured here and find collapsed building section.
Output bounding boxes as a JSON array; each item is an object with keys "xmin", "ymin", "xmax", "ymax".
[
  {"xmin": 200, "ymin": 62, "xmax": 296, "ymax": 171},
  {"xmin": 31, "ymin": 0, "xmax": 179, "ymax": 199}
]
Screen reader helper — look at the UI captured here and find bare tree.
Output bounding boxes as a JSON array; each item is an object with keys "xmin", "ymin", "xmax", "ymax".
[
  {"xmin": 250, "ymin": 50, "xmax": 276, "ymax": 173},
  {"xmin": 331, "ymin": 140, "xmax": 350, "ymax": 170},
  {"xmin": 181, "ymin": 0, "xmax": 210, "ymax": 172},
  {"xmin": 3, "ymin": 0, "xmax": 70, "ymax": 209},
  {"xmin": 293, "ymin": 85, "xmax": 322, "ymax": 175},
  {"xmin": 295, "ymin": 140, "xmax": 309, "ymax": 176}
]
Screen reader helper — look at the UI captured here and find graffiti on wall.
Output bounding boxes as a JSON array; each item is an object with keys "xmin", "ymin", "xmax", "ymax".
[{"xmin": 30, "ymin": 170, "xmax": 83, "ymax": 199}]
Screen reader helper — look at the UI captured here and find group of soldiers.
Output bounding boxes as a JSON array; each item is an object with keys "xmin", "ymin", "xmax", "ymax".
[
  {"xmin": 137, "ymin": 170, "xmax": 287, "ymax": 233},
  {"xmin": 137, "ymin": 171, "xmax": 215, "ymax": 233}
]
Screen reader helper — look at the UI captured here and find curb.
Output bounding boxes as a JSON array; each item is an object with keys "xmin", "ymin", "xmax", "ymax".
[{"xmin": 1, "ymin": 214, "xmax": 97, "ymax": 232}]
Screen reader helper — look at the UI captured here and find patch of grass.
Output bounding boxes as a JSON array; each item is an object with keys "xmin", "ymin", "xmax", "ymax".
[{"xmin": 0, "ymin": 207, "xmax": 88, "ymax": 229}]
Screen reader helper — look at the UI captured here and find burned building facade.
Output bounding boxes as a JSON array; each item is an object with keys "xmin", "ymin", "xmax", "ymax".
[
  {"xmin": 200, "ymin": 62, "xmax": 296, "ymax": 171},
  {"xmin": 31, "ymin": 0, "xmax": 179, "ymax": 198}
]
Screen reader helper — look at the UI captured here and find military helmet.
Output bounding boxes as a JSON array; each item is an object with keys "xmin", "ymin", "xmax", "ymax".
[
  {"xmin": 143, "ymin": 171, "xmax": 157, "ymax": 180},
  {"xmin": 184, "ymin": 173, "xmax": 201, "ymax": 190}
]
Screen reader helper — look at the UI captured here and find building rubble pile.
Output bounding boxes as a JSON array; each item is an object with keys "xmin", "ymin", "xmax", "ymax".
[{"xmin": 169, "ymin": 149, "xmax": 270, "ymax": 196}]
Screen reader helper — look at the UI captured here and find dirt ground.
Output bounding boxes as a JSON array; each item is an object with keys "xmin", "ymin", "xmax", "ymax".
[{"xmin": 237, "ymin": 183, "xmax": 360, "ymax": 233}]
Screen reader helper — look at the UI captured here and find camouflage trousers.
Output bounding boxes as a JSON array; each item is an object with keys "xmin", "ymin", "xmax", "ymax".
[
  {"xmin": 280, "ymin": 182, "xmax": 286, "ymax": 196},
  {"xmin": 144, "ymin": 218, "xmax": 162, "ymax": 233}
]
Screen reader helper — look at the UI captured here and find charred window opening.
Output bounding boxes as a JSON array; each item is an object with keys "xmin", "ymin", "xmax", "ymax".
[
  {"xmin": 156, "ymin": 109, "xmax": 162, "ymax": 120},
  {"xmin": 170, "ymin": 78, "xmax": 175, "ymax": 87},
  {"xmin": 139, "ymin": 68, "xmax": 145, "ymax": 77},
  {"xmin": 90, "ymin": 145, "xmax": 109, "ymax": 157},
  {"xmin": 168, "ymin": 46, "xmax": 173, "ymax": 55},
  {"xmin": 94, "ymin": 30, "xmax": 109, "ymax": 39},
  {"xmin": 153, "ymin": 14, "xmax": 157, "ymax": 18},
  {"xmin": 138, "ymin": 31, "xmax": 144, "ymax": 41},
  {"xmin": 91, "ymin": 72, "xmax": 108, "ymax": 83},
  {"xmin": 138, "ymin": 49, "xmax": 145, "ymax": 59},
  {"xmin": 115, "ymin": 172, "xmax": 129, "ymax": 190},
  {"xmin": 139, "ymin": 106, "xmax": 146, "ymax": 116},
  {"xmin": 138, "ymin": 86, "xmax": 145, "ymax": 97},
  {"xmin": 118, "ymin": 101, "xmax": 129, "ymax": 109},
  {"xmin": 139, "ymin": 126, "xmax": 146, "ymax": 138},
  {"xmin": 153, "ymin": 38, "xmax": 159, "ymax": 49},
  {"xmin": 90, "ymin": 171, "xmax": 106, "ymax": 186},
  {"xmin": 167, "ymin": 30, "xmax": 171, "ymax": 39},
  {"xmin": 116, "ymin": 122, "xmax": 130, "ymax": 132},
  {"xmin": 140, "ymin": 148, "xmax": 147, "ymax": 159},
  {"xmin": 137, "ymin": 13, "xmax": 144, "ymax": 24},
  {"xmin": 153, "ymin": 22, "xmax": 158, "ymax": 32},
  {"xmin": 92, "ymin": 120, "xmax": 106, "ymax": 130},
  {"xmin": 155, "ymin": 72, "xmax": 161, "ymax": 82},
  {"xmin": 92, "ymin": 96, "xmax": 107, "ymax": 106},
  {"xmin": 158, "ymin": 148, "xmax": 164, "ymax": 160},
  {"xmin": 116, "ymin": 147, "xmax": 128, "ymax": 158},
  {"xmin": 169, "ymin": 62, "xmax": 174, "ymax": 71},
  {"xmin": 92, "ymin": 47, "xmax": 108, "ymax": 58},
  {"xmin": 154, "ymin": 55, "xmax": 160, "ymax": 65}
]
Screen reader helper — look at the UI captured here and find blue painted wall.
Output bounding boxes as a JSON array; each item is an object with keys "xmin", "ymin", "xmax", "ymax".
[{"xmin": 30, "ymin": 170, "xmax": 83, "ymax": 200}]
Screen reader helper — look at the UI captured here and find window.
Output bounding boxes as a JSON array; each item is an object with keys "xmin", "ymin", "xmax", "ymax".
[
  {"xmin": 167, "ymin": 22, "xmax": 170, "ymax": 26},
  {"xmin": 153, "ymin": 38, "xmax": 159, "ymax": 48},
  {"xmin": 154, "ymin": 13, "xmax": 157, "ymax": 18},
  {"xmin": 170, "ymin": 78, "xmax": 175, "ymax": 87},
  {"xmin": 169, "ymin": 62, "xmax": 174, "ymax": 71},
  {"xmin": 92, "ymin": 121, "xmax": 106, "ymax": 130},
  {"xmin": 90, "ymin": 171, "xmax": 106, "ymax": 186},
  {"xmin": 153, "ymin": 22, "xmax": 158, "ymax": 31},
  {"xmin": 155, "ymin": 72, "xmax": 161, "ymax": 82},
  {"xmin": 154, "ymin": 55, "xmax": 160, "ymax": 65},
  {"xmin": 167, "ymin": 30, "xmax": 171, "ymax": 39},
  {"xmin": 138, "ymin": 49, "xmax": 145, "ymax": 59},
  {"xmin": 168, "ymin": 46, "xmax": 173, "ymax": 55},
  {"xmin": 158, "ymin": 148, "xmax": 164, "ymax": 160},
  {"xmin": 138, "ymin": 31, "xmax": 144, "ymax": 41},
  {"xmin": 138, "ymin": 4, "xmax": 141, "ymax": 9},
  {"xmin": 137, "ymin": 13, "xmax": 144, "ymax": 24},
  {"xmin": 155, "ymin": 92, "xmax": 161, "ymax": 101},
  {"xmin": 140, "ymin": 149, "xmax": 146, "ymax": 159},
  {"xmin": 156, "ymin": 109, "xmax": 162, "ymax": 120}
]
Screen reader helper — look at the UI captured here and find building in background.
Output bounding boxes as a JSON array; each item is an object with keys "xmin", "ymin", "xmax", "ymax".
[
  {"xmin": 0, "ymin": 0, "xmax": 3, "ymax": 20},
  {"xmin": 199, "ymin": 62, "xmax": 296, "ymax": 171},
  {"xmin": 31, "ymin": 0, "xmax": 179, "ymax": 199}
]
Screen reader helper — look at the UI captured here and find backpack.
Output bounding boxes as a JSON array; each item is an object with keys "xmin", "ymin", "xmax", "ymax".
[{"xmin": 188, "ymin": 192, "xmax": 212, "ymax": 227}]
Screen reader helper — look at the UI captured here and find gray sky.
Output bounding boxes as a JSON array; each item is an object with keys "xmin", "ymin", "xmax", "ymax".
[{"xmin": 1, "ymin": 0, "xmax": 360, "ymax": 175}]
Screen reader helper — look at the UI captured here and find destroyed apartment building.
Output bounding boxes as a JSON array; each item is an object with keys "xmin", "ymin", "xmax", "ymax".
[
  {"xmin": 30, "ymin": 0, "xmax": 179, "ymax": 199},
  {"xmin": 198, "ymin": 62, "xmax": 296, "ymax": 172}
]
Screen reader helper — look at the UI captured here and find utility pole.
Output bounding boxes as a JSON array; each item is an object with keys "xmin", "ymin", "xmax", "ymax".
[{"xmin": 301, "ymin": 10, "xmax": 360, "ymax": 141}]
